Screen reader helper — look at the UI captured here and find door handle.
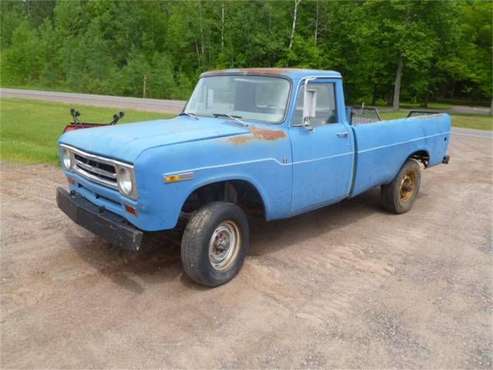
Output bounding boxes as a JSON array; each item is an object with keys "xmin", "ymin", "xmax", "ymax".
[{"xmin": 336, "ymin": 131, "xmax": 349, "ymax": 138}]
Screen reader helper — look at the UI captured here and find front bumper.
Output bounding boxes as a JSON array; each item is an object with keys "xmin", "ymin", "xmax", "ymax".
[{"xmin": 57, "ymin": 187, "xmax": 143, "ymax": 251}]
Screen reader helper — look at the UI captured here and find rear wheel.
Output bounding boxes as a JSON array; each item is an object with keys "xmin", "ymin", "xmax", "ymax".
[
  {"xmin": 181, "ymin": 202, "xmax": 249, "ymax": 287},
  {"xmin": 381, "ymin": 159, "xmax": 421, "ymax": 214}
]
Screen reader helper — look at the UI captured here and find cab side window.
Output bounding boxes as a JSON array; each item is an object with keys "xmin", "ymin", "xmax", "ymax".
[{"xmin": 294, "ymin": 82, "xmax": 338, "ymax": 125}]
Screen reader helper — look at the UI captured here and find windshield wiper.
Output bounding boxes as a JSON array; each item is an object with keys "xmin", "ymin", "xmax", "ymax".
[
  {"xmin": 212, "ymin": 113, "xmax": 248, "ymax": 127},
  {"xmin": 179, "ymin": 112, "xmax": 199, "ymax": 120}
]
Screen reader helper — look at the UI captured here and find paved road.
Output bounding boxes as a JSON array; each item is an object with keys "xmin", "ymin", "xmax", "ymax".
[
  {"xmin": 0, "ymin": 88, "xmax": 186, "ymax": 114},
  {"xmin": 2, "ymin": 87, "xmax": 492, "ymax": 117},
  {"xmin": 452, "ymin": 127, "xmax": 493, "ymax": 139},
  {"xmin": 450, "ymin": 104, "xmax": 491, "ymax": 116},
  {"xmin": 1, "ymin": 129, "xmax": 492, "ymax": 368}
]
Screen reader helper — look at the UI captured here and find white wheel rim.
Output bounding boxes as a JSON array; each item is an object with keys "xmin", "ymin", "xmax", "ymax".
[{"xmin": 208, "ymin": 220, "xmax": 241, "ymax": 271}]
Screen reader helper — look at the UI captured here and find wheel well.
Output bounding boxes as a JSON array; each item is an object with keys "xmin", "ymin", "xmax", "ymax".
[
  {"xmin": 409, "ymin": 150, "xmax": 430, "ymax": 167},
  {"xmin": 181, "ymin": 180, "xmax": 265, "ymax": 219}
]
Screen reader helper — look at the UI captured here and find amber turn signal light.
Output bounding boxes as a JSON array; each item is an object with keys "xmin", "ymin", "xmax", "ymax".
[{"xmin": 124, "ymin": 204, "xmax": 138, "ymax": 216}]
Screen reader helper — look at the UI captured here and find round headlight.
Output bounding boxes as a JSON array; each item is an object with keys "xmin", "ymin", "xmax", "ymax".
[
  {"xmin": 117, "ymin": 167, "xmax": 133, "ymax": 195},
  {"xmin": 62, "ymin": 148, "xmax": 72, "ymax": 170}
]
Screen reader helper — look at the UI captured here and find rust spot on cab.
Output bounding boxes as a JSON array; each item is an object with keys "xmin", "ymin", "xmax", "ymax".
[
  {"xmin": 238, "ymin": 68, "xmax": 302, "ymax": 75},
  {"xmin": 229, "ymin": 127, "xmax": 286, "ymax": 145},
  {"xmin": 202, "ymin": 68, "xmax": 303, "ymax": 78}
]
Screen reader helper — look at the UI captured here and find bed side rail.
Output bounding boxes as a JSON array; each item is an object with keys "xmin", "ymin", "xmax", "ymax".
[{"xmin": 407, "ymin": 110, "xmax": 445, "ymax": 118}]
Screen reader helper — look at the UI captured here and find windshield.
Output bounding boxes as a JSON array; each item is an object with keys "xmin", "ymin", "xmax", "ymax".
[{"xmin": 185, "ymin": 75, "xmax": 291, "ymax": 124}]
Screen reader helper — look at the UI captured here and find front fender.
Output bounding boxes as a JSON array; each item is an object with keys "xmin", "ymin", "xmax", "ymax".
[{"xmin": 133, "ymin": 133, "xmax": 292, "ymax": 231}]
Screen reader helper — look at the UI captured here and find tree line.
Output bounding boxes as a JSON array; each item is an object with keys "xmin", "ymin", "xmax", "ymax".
[{"xmin": 1, "ymin": 0, "xmax": 491, "ymax": 109}]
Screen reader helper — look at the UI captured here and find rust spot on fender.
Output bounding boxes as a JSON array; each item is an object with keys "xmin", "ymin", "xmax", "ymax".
[
  {"xmin": 229, "ymin": 136, "xmax": 251, "ymax": 145},
  {"xmin": 251, "ymin": 127, "xmax": 286, "ymax": 140},
  {"xmin": 229, "ymin": 127, "xmax": 286, "ymax": 145}
]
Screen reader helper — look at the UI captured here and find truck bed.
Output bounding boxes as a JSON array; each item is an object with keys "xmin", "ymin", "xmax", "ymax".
[{"xmin": 350, "ymin": 113, "xmax": 451, "ymax": 196}]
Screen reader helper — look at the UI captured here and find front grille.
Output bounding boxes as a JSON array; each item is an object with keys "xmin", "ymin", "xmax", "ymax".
[{"xmin": 73, "ymin": 152, "xmax": 118, "ymax": 189}]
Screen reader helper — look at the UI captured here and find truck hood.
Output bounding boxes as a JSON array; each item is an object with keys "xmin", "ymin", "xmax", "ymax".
[{"xmin": 59, "ymin": 115, "xmax": 250, "ymax": 163}]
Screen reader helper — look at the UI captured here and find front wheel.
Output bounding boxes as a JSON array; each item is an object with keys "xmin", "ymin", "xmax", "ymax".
[
  {"xmin": 181, "ymin": 202, "xmax": 249, "ymax": 287},
  {"xmin": 381, "ymin": 159, "xmax": 421, "ymax": 214}
]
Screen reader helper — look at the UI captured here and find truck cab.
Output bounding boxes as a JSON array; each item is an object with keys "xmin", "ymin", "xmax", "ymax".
[{"xmin": 57, "ymin": 68, "xmax": 451, "ymax": 286}]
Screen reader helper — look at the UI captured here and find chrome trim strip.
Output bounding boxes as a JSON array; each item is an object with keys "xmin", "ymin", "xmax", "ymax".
[
  {"xmin": 61, "ymin": 144, "xmax": 124, "ymax": 190},
  {"xmin": 60, "ymin": 144, "xmax": 133, "ymax": 169},
  {"xmin": 61, "ymin": 144, "xmax": 139, "ymax": 199},
  {"xmin": 73, "ymin": 166, "xmax": 118, "ymax": 189},
  {"xmin": 75, "ymin": 160, "xmax": 117, "ymax": 179}
]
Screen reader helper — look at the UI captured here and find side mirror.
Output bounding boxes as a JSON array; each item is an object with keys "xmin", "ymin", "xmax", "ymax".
[{"xmin": 303, "ymin": 80, "xmax": 317, "ymax": 130}]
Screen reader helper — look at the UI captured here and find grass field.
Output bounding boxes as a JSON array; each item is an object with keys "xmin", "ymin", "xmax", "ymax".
[
  {"xmin": 1, "ymin": 98, "xmax": 491, "ymax": 165},
  {"xmin": 0, "ymin": 99, "xmax": 170, "ymax": 165},
  {"xmin": 380, "ymin": 111, "xmax": 492, "ymax": 131}
]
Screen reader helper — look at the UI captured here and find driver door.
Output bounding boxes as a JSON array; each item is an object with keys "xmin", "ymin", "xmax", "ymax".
[{"xmin": 290, "ymin": 79, "xmax": 354, "ymax": 214}]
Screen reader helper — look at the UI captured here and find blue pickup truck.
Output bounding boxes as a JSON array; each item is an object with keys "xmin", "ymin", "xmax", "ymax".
[{"xmin": 57, "ymin": 68, "xmax": 451, "ymax": 286}]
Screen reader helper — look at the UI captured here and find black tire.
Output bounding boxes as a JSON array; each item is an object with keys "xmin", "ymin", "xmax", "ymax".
[
  {"xmin": 381, "ymin": 159, "xmax": 421, "ymax": 214},
  {"xmin": 181, "ymin": 202, "xmax": 249, "ymax": 287}
]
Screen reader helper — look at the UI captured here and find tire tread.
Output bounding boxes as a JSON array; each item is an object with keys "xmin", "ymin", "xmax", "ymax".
[
  {"xmin": 381, "ymin": 159, "xmax": 421, "ymax": 214},
  {"xmin": 181, "ymin": 202, "xmax": 248, "ymax": 286}
]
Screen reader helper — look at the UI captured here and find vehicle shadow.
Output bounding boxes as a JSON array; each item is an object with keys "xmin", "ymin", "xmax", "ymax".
[
  {"xmin": 65, "ymin": 186, "xmax": 411, "ymax": 291},
  {"xmin": 250, "ymin": 186, "xmax": 430, "ymax": 256},
  {"xmin": 250, "ymin": 187, "xmax": 385, "ymax": 256},
  {"xmin": 65, "ymin": 229, "xmax": 182, "ymax": 294}
]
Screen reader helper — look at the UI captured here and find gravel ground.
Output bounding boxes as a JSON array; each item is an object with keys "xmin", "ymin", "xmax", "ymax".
[{"xmin": 0, "ymin": 131, "xmax": 492, "ymax": 369}]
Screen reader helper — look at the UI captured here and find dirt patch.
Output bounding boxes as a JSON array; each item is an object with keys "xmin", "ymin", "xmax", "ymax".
[{"xmin": 1, "ymin": 132, "xmax": 492, "ymax": 368}]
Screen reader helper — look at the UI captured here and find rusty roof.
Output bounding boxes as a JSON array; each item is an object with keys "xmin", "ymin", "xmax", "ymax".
[{"xmin": 200, "ymin": 68, "xmax": 341, "ymax": 80}]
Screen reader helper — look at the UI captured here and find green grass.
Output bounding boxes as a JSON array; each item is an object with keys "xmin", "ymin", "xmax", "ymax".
[
  {"xmin": 450, "ymin": 114, "xmax": 493, "ymax": 130},
  {"xmin": 0, "ymin": 98, "xmax": 171, "ymax": 165},
  {"xmin": 1, "ymin": 98, "xmax": 491, "ymax": 166},
  {"xmin": 381, "ymin": 110, "xmax": 493, "ymax": 131},
  {"xmin": 397, "ymin": 102, "xmax": 454, "ymax": 110}
]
